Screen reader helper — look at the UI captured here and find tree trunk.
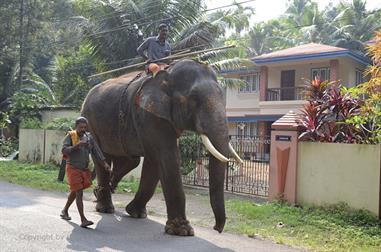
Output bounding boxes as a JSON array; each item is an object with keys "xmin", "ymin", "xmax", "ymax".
[{"xmin": 18, "ymin": 0, "xmax": 25, "ymax": 91}]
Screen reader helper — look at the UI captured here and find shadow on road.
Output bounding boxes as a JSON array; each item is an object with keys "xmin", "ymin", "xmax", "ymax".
[{"xmin": 66, "ymin": 210, "xmax": 234, "ymax": 252}]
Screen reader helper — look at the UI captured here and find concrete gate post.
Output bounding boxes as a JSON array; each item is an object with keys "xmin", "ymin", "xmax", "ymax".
[{"xmin": 269, "ymin": 111, "xmax": 302, "ymax": 203}]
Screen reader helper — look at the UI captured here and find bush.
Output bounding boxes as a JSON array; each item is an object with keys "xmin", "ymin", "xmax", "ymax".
[
  {"xmin": 0, "ymin": 137, "xmax": 18, "ymax": 157},
  {"xmin": 345, "ymin": 32, "xmax": 381, "ymax": 144},
  {"xmin": 0, "ymin": 112, "xmax": 11, "ymax": 129},
  {"xmin": 179, "ymin": 132, "xmax": 206, "ymax": 175},
  {"xmin": 9, "ymin": 92, "xmax": 49, "ymax": 125},
  {"xmin": 20, "ymin": 118, "xmax": 43, "ymax": 129},
  {"xmin": 299, "ymin": 78, "xmax": 362, "ymax": 143},
  {"xmin": 53, "ymin": 43, "xmax": 106, "ymax": 107}
]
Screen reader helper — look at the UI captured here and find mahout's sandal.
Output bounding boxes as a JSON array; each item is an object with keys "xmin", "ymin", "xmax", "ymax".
[
  {"xmin": 80, "ymin": 220, "xmax": 94, "ymax": 228},
  {"xmin": 60, "ymin": 210, "xmax": 71, "ymax": 221}
]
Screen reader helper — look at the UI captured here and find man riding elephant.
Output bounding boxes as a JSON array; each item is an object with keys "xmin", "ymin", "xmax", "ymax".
[{"xmin": 137, "ymin": 23, "xmax": 171, "ymax": 75}]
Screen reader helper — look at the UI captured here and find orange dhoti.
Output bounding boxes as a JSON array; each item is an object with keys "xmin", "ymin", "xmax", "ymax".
[
  {"xmin": 66, "ymin": 164, "xmax": 92, "ymax": 192},
  {"xmin": 148, "ymin": 63, "xmax": 167, "ymax": 75}
]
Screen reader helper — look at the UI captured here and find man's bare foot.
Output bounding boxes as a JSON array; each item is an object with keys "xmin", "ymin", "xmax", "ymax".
[
  {"xmin": 60, "ymin": 210, "xmax": 71, "ymax": 220},
  {"xmin": 80, "ymin": 220, "xmax": 94, "ymax": 228}
]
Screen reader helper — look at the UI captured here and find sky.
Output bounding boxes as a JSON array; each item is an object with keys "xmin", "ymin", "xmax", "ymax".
[{"xmin": 205, "ymin": 0, "xmax": 381, "ymax": 23}]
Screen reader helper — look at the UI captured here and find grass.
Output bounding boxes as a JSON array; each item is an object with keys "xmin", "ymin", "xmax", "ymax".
[
  {"xmin": 226, "ymin": 200, "xmax": 381, "ymax": 252},
  {"xmin": 0, "ymin": 161, "xmax": 142, "ymax": 193}
]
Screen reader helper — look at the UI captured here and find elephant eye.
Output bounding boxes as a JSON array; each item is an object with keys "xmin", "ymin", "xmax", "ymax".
[{"xmin": 189, "ymin": 91, "xmax": 201, "ymax": 108}]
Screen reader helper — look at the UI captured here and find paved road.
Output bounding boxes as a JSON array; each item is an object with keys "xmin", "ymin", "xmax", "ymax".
[{"xmin": 0, "ymin": 182, "xmax": 303, "ymax": 252}]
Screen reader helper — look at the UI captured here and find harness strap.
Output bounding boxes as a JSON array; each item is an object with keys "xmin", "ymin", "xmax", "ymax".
[{"xmin": 118, "ymin": 72, "xmax": 144, "ymax": 154}]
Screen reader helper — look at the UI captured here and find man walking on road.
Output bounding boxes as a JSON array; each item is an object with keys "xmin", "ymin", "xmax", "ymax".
[{"xmin": 60, "ymin": 116, "xmax": 111, "ymax": 228}]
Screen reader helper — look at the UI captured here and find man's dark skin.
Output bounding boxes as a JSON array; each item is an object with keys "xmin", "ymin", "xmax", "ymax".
[{"xmin": 61, "ymin": 122, "xmax": 111, "ymax": 227}]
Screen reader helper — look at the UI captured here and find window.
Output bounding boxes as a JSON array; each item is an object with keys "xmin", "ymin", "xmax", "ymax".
[
  {"xmin": 311, "ymin": 68, "xmax": 330, "ymax": 81},
  {"xmin": 236, "ymin": 122, "xmax": 258, "ymax": 137},
  {"xmin": 355, "ymin": 69, "xmax": 364, "ymax": 85},
  {"xmin": 238, "ymin": 73, "xmax": 259, "ymax": 93}
]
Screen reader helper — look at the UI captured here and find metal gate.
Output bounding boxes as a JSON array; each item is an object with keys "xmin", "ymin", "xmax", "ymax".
[{"xmin": 181, "ymin": 134, "xmax": 270, "ymax": 197}]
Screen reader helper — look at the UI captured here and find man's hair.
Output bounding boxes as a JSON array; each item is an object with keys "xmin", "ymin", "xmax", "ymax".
[
  {"xmin": 158, "ymin": 23, "xmax": 168, "ymax": 30},
  {"xmin": 75, "ymin": 116, "xmax": 88, "ymax": 126}
]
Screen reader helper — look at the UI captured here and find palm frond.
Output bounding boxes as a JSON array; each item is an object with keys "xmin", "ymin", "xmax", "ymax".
[
  {"xmin": 217, "ymin": 77, "xmax": 247, "ymax": 89},
  {"xmin": 173, "ymin": 22, "xmax": 218, "ymax": 50},
  {"xmin": 210, "ymin": 58, "xmax": 254, "ymax": 73},
  {"xmin": 198, "ymin": 49, "xmax": 240, "ymax": 62},
  {"xmin": 21, "ymin": 72, "xmax": 57, "ymax": 104}
]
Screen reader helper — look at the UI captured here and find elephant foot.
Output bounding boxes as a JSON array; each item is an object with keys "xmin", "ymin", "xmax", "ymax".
[
  {"xmin": 125, "ymin": 201, "xmax": 147, "ymax": 218},
  {"xmin": 94, "ymin": 186, "xmax": 115, "ymax": 213},
  {"xmin": 165, "ymin": 218, "xmax": 194, "ymax": 236}
]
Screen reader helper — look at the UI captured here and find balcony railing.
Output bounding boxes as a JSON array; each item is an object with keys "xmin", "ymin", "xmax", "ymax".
[{"xmin": 266, "ymin": 87, "xmax": 307, "ymax": 101}]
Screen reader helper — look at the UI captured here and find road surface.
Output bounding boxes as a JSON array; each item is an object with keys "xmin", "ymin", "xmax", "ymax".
[{"xmin": 0, "ymin": 181, "xmax": 303, "ymax": 252}]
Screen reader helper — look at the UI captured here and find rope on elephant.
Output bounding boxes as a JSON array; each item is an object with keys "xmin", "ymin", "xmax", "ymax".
[{"xmin": 117, "ymin": 71, "xmax": 147, "ymax": 154}]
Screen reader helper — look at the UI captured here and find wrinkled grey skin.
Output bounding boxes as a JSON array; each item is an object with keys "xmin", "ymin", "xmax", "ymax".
[{"xmin": 81, "ymin": 59, "xmax": 229, "ymax": 236}]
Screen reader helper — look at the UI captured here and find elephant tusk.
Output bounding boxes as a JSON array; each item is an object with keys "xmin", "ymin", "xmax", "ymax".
[
  {"xmin": 228, "ymin": 143, "xmax": 243, "ymax": 164},
  {"xmin": 200, "ymin": 134, "xmax": 229, "ymax": 163}
]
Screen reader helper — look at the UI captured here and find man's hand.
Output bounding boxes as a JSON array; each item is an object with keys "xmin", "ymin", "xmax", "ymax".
[{"xmin": 73, "ymin": 140, "xmax": 88, "ymax": 150}]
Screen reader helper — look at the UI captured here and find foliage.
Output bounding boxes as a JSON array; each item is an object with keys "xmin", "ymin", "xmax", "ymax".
[
  {"xmin": 0, "ymin": 137, "xmax": 18, "ymax": 157},
  {"xmin": 53, "ymin": 43, "xmax": 106, "ymax": 106},
  {"xmin": 74, "ymin": 0, "xmax": 205, "ymax": 63},
  {"xmin": 9, "ymin": 91, "xmax": 49, "ymax": 125},
  {"xmin": 299, "ymin": 78, "xmax": 362, "ymax": 143},
  {"xmin": 247, "ymin": 20, "xmax": 296, "ymax": 56},
  {"xmin": 345, "ymin": 31, "xmax": 381, "ymax": 144},
  {"xmin": 173, "ymin": 21, "xmax": 219, "ymax": 51},
  {"xmin": 226, "ymin": 200, "xmax": 381, "ymax": 252},
  {"xmin": 114, "ymin": 179, "xmax": 141, "ymax": 194},
  {"xmin": 44, "ymin": 117, "xmax": 74, "ymax": 131},
  {"xmin": 0, "ymin": 0, "xmax": 76, "ymax": 105},
  {"xmin": 333, "ymin": 0, "xmax": 381, "ymax": 52},
  {"xmin": 179, "ymin": 132, "xmax": 206, "ymax": 175},
  {"xmin": 242, "ymin": 0, "xmax": 381, "ymax": 57},
  {"xmin": 20, "ymin": 118, "xmax": 43, "ymax": 129},
  {"xmin": 207, "ymin": 1, "xmax": 255, "ymax": 34},
  {"xmin": 0, "ymin": 112, "xmax": 11, "ymax": 129}
]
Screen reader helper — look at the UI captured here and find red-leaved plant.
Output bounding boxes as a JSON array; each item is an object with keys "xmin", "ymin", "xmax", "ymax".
[{"xmin": 299, "ymin": 77, "xmax": 362, "ymax": 143}]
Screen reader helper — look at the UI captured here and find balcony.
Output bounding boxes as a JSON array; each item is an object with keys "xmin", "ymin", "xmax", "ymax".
[{"xmin": 266, "ymin": 87, "xmax": 307, "ymax": 101}]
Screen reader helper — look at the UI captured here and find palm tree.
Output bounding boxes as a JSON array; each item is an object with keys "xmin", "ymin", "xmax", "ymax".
[
  {"xmin": 207, "ymin": 1, "xmax": 255, "ymax": 34},
  {"xmin": 74, "ymin": 0, "xmax": 205, "ymax": 64},
  {"xmin": 248, "ymin": 20, "xmax": 295, "ymax": 56},
  {"xmin": 285, "ymin": 0, "xmax": 315, "ymax": 26},
  {"xmin": 331, "ymin": 0, "xmax": 381, "ymax": 52}
]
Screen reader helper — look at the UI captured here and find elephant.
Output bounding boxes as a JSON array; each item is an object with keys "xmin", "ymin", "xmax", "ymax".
[{"xmin": 81, "ymin": 59, "xmax": 242, "ymax": 236}]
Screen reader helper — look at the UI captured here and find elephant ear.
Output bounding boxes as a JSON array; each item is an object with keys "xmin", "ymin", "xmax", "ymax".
[{"xmin": 136, "ymin": 71, "xmax": 172, "ymax": 122}]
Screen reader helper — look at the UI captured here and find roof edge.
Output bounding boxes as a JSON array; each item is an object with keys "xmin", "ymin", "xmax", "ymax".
[{"xmin": 252, "ymin": 50, "xmax": 371, "ymax": 65}]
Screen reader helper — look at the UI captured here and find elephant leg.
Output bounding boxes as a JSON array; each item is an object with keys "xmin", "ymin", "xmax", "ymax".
[
  {"xmin": 126, "ymin": 157, "xmax": 158, "ymax": 219},
  {"xmin": 135, "ymin": 118, "xmax": 193, "ymax": 236},
  {"xmin": 110, "ymin": 156, "xmax": 141, "ymax": 192},
  {"xmin": 93, "ymin": 154, "xmax": 114, "ymax": 213},
  {"xmin": 158, "ymin": 151, "xmax": 194, "ymax": 236}
]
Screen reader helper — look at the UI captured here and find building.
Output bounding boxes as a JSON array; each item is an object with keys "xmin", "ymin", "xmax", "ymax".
[{"xmin": 225, "ymin": 43, "xmax": 371, "ymax": 138}]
